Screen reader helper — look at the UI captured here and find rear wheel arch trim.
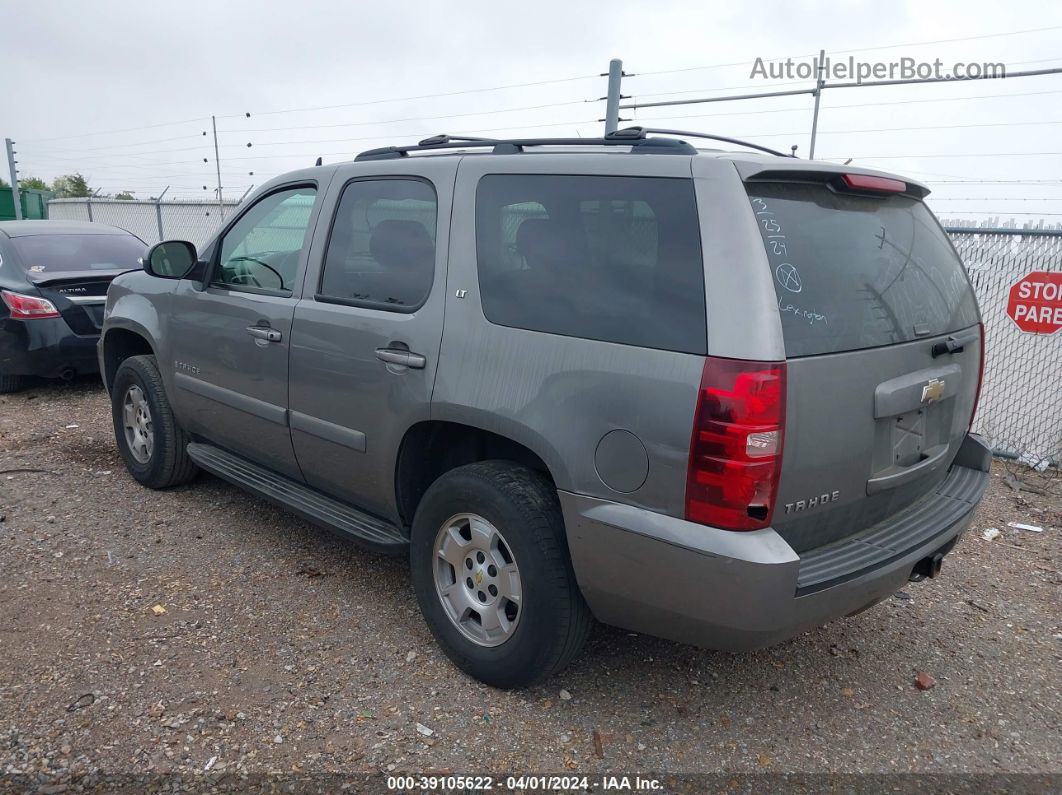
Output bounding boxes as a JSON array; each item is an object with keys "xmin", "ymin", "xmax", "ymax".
[{"xmin": 394, "ymin": 419, "xmax": 566, "ymax": 528}]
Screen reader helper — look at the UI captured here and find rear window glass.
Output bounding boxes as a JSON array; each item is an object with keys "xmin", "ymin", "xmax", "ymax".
[
  {"xmin": 11, "ymin": 233, "xmax": 144, "ymax": 274},
  {"xmin": 747, "ymin": 183, "xmax": 979, "ymax": 357},
  {"xmin": 476, "ymin": 174, "xmax": 706, "ymax": 354}
]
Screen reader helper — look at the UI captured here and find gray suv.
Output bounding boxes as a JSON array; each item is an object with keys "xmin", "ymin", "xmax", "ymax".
[{"xmin": 99, "ymin": 128, "xmax": 990, "ymax": 688}]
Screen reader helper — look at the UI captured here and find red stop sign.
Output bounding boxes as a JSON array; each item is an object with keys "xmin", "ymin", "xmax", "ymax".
[{"xmin": 1006, "ymin": 271, "xmax": 1062, "ymax": 334}]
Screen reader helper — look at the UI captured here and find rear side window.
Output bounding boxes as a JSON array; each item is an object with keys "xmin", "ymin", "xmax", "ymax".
[
  {"xmin": 11, "ymin": 234, "xmax": 144, "ymax": 273},
  {"xmin": 319, "ymin": 179, "xmax": 437, "ymax": 311},
  {"xmin": 475, "ymin": 174, "xmax": 706, "ymax": 354},
  {"xmin": 748, "ymin": 183, "xmax": 979, "ymax": 357}
]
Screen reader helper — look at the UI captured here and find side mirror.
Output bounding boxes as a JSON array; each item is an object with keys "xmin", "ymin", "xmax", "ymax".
[{"xmin": 143, "ymin": 240, "xmax": 197, "ymax": 279}]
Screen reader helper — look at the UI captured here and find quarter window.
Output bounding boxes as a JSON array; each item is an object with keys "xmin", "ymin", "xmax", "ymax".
[
  {"xmin": 475, "ymin": 174, "xmax": 706, "ymax": 353},
  {"xmin": 216, "ymin": 186, "xmax": 317, "ymax": 292},
  {"xmin": 319, "ymin": 179, "xmax": 437, "ymax": 311}
]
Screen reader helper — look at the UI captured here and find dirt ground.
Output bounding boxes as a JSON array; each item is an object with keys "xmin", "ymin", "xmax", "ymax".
[{"xmin": 0, "ymin": 377, "xmax": 1059, "ymax": 790}]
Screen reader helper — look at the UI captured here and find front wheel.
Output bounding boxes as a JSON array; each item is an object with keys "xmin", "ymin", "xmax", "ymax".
[
  {"xmin": 111, "ymin": 355, "xmax": 198, "ymax": 489},
  {"xmin": 410, "ymin": 461, "xmax": 592, "ymax": 688}
]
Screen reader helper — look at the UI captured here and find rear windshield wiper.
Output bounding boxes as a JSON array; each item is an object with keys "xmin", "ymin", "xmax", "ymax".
[{"xmin": 931, "ymin": 332, "xmax": 978, "ymax": 357}]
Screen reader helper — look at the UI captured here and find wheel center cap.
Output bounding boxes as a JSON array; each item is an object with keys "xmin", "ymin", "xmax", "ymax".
[{"xmin": 473, "ymin": 569, "xmax": 484, "ymax": 586}]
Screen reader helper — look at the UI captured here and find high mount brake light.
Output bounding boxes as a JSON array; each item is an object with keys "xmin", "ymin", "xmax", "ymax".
[
  {"xmin": 840, "ymin": 174, "xmax": 907, "ymax": 193},
  {"xmin": 1, "ymin": 289, "xmax": 61, "ymax": 319},
  {"xmin": 685, "ymin": 357, "xmax": 787, "ymax": 531}
]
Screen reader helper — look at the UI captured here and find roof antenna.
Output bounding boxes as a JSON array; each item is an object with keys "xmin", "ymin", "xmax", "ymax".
[{"xmin": 315, "ymin": 156, "xmax": 323, "ymax": 166}]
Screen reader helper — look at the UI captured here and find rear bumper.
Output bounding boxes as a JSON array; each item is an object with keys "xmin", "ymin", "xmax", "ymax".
[
  {"xmin": 0, "ymin": 317, "xmax": 101, "ymax": 378},
  {"xmin": 561, "ymin": 435, "xmax": 991, "ymax": 652}
]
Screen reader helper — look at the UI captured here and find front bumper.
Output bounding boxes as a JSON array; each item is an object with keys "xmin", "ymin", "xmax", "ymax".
[
  {"xmin": 0, "ymin": 317, "xmax": 101, "ymax": 379},
  {"xmin": 560, "ymin": 435, "xmax": 991, "ymax": 652}
]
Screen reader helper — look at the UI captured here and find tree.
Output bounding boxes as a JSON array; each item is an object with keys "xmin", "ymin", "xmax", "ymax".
[
  {"xmin": 51, "ymin": 173, "xmax": 92, "ymax": 198},
  {"xmin": 114, "ymin": 191, "xmax": 135, "ymax": 200},
  {"xmin": 0, "ymin": 177, "xmax": 7, "ymax": 189},
  {"xmin": 18, "ymin": 176, "xmax": 49, "ymax": 191}
]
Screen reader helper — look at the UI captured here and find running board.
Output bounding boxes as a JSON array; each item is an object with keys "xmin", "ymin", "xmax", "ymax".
[{"xmin": 186, "ymin": 442, "xmax": 408, "ymax": 554}]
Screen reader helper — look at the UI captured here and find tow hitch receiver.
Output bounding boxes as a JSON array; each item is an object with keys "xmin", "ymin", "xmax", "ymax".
[{"xmin": 909, "ymin": 552, "xmax": 944, "ymax": 582}]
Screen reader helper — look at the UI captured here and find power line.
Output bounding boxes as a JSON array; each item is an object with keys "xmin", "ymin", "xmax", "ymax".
[
  {"xmin": 23, "ymin": 104, "xmax": 594, "ymax": 162},
  {"xmin": 633, "ymin": 24, "xmax": 1062, "ymax": 78},
  {"xmin": 634, "ymin": 87, "xmax": 1062, "ymax": 122},
  {"xmin": 217, "ymin": 74, "xmax": 598, "ymax": 119},
  {"xmin": 20, "ymin": 118, "xmax": 209, "ymax": 144},
  {"xmin": 927, "ymin": 179, "xmax": 1062, "ymax": 184},
  {"xmin": 630, "ymin": 79, "xmax": 808, "ymax": 101},
  {"xmin": 726, "ymin": 119, "xmax": 1062, "ymax": 139},
  {"xmin": 836, "ymin": 152, "xmax": 1062, "ymax": 159},
  {"xmin": 209, "ymin": 119, "xmax": 602, "ymax": 149},
  {"xmin": 937, "ymin": 210, "xmax": 1062, "ymax": 215},
  {"xmin": 18, "ymin": 73, "xmax": 597, "ymax": 143},
  {"xmin": 27, "ymin": 133, "xmax": 208, "ymax": 156},
  {"xmin": 632, "ymin": 59, "xmax": 1062, "ymax": 103},
  {"xmin": 221, "ymin": 99, "xmax": 590, "ymax": 134}
]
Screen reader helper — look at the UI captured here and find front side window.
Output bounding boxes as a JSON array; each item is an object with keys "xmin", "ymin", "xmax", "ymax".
[
  {"xmin": 215, "ymin": 186, "xmax": 317, "ymax": 292},
  {"xmin": 319, "ymin": 179, "xmax": 437, "ymax": 311},
  {"xmin": 475, "ymin": 174, "xmax": 707, "ymax": 353}
]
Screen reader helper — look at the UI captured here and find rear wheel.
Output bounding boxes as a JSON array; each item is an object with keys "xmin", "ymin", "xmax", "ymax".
[
  {"xmin": 111, "ymin": 355, "xmax": 198, "ymax": 489},
  {"xmin": 410, "ymin": 461, "xmax": 592, "ymax": 688},
  {"xmin": 0, "ymin": 372, "xmax": 26, "ymax": 394}
]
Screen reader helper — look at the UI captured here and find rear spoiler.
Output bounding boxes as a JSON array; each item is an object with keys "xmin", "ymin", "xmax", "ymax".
[
  {"xmin": 736, "ymin": 162, "xmax": 930, "ymax": 200},
  {"xmin": 24, "ymin": 268, "xmax": 132, "ymax": 287}
]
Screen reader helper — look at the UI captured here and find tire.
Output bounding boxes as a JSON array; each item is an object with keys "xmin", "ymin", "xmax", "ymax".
[
  {"xmin": 0, "ymin": 373, "xmax": 26, "ymax": 394},
  {"xmin": 111, "ymin": 354, "xmax": 198, "ymax": 489},
  {"xmin": 410, "ymin": 461, "xmax": 592, "ymax": 688}
]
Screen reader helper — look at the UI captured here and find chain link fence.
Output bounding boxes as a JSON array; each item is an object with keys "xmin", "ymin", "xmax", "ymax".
[
  {"xmin": 943, "ymin": 223, "xmax": 1061, "ymax": 474},
  {"xmin": 46, "ymin": 198, "xmax": 241, "ymax": 248}
]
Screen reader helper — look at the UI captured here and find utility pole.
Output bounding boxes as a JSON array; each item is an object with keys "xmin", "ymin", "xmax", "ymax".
[
  {"xmin": 603, "ymin": 59, "xmax": 624, "ymax": 135},
  {"xmin": 211, "ymin": 115, "xmax": 224, "ymax": 221},
  {"xmin": 154, "ymin": 186, "xmax": 170, "ymax": 243},
  {"xmin": 808, "ymin": 49, "xmax": 826, "ymax": 159},
  {"xmin": 5, "ymin": 138, "xmax": 22, "ymax": 220}
]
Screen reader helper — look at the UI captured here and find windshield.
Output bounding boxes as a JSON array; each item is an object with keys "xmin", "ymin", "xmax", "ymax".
[
  {"xmin": 11, "ymin": 233, "xmax": 145, "ymax": 274},
  {"xmin": 747, "ymin": 183, "xmax": 980, "ymax": 357}
]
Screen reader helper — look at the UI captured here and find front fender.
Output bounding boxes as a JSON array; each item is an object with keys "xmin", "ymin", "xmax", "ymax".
[{"xmin": 100, "ymin": 272, "xmax": 173, "ymax": 391}]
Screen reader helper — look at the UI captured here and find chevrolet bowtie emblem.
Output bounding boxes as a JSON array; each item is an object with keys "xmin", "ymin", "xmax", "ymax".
[
  {"xmin": 474, "ymin": 570, "xmax": 483, "ymax": 585},
  {"xmin": 921, "ymin": 378, "xmax": 945, "ymax": 403}
]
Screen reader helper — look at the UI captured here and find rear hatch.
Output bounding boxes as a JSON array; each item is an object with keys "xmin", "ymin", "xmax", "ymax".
[
  {"xmin": 11, "ymin": 234, "xmax": 144, "ymax": 335},
  {"xmin": 745, "ymin": 176, "xmax": 982, "ymax": 553}
]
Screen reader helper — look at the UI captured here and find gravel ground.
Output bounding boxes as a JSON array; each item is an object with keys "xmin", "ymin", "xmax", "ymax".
[{"xmin": 0, "ymin": 377, "xmax": 1059, "ymax": 788}]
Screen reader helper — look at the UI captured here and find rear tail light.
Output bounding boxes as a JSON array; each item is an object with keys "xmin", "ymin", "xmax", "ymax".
[
  {"xmin": 1, "ymin": 289, "xmax": 61, "ymax": 319},
  {"xmin": 685, "ymin": 357, "xmax": 786, "ymax": 531},
  {"xmin": 969, "ymin": 322, "xmax": 985, "ymax": 430}
]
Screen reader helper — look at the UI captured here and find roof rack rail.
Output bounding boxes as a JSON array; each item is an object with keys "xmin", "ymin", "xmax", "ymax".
[
  {"xmin": 355, "ymin": 130, "xmax": 697, "ymax": 161},
  {"xmin": 608, "ymin": 126, "xmax": 796, "ymax": 158},
  {"xmin": 354, "ymin": 127, "xmax": 793, "ymax": 161}
]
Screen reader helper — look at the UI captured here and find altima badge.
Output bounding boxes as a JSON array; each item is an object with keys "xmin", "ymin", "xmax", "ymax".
[{"xmin": 921, "ymin": 378, "xmax": 945, "ymax": 403}]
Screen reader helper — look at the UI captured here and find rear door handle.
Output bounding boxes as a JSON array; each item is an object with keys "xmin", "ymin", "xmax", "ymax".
[
  {"xmin": 246, "ymin": 325, "xmax": 282, "ymax": 343},
  {"xmin": 375, "ymin": 347, "xmax": 426, "ymax": 369}
]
